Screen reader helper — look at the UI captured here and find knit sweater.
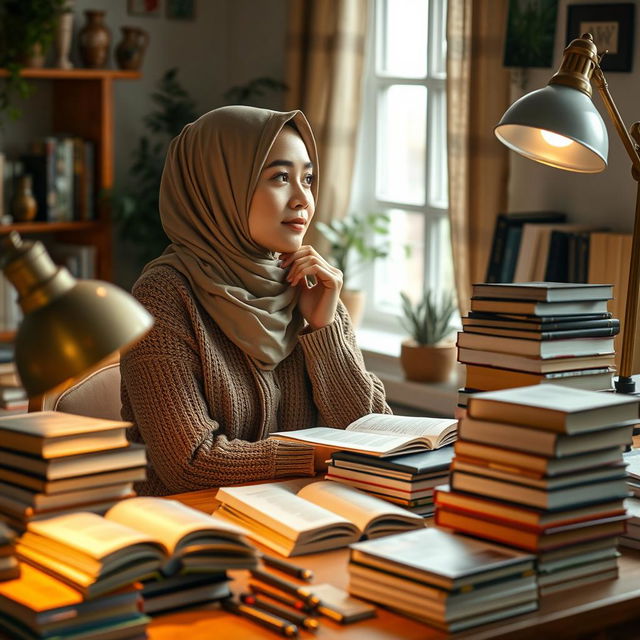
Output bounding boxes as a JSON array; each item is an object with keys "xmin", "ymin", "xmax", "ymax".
[{"xmin": 121, "ymin": 265, "xmax": 389, "ymax": 495}]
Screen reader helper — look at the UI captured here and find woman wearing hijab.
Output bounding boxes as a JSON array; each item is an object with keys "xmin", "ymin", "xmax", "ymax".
[{"xmin": 121, "ymin": 105, "xmax": 389, "ymax": 496}]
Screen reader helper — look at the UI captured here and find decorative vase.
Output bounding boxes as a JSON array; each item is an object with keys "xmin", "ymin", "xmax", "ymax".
[
  {"xmin": 115, "ymin": 26, "xmax": 149, "ymax": 71},
  {"xmin": 54, "ymin": 6, "xmax": 74, "ymax": 69},
  {"xmin": 12, "ymin": 175, "xmax": 38, "ymax": 222},
  {"xmin": 340, "ymin": 289, "xmax": 365, "ymax": 328},
  {"xmin": 400, "ymin": 339, "xmax": 456, "ymax": 383},
  {"xmin": 78, "ymin": 10, "xmax": 111, "ymax": 68}
]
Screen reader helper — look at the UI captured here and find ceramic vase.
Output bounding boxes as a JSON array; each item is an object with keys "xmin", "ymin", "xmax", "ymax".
[
  {"xmin": 78, "ymin": 10, "xmax": 111, "ymax": 68},
  {"xmin": 12, "ymin": 175, "xmax": 38, "ymax": 222},
  {"xmin": 115, "ymin": 26, "xmax": 149, "ymax": 71},
  {"xmin": 54, "ymin": 7, "xmax": 75, "ymax": 69}
]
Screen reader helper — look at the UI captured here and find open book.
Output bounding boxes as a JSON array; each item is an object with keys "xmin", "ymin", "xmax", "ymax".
[
  {"xmin": 215, "ymin": 480, "xmax": 425, "ymax": 557},
  {"xmin": 16, "ymin": 497, "xmax": 258, "ymax": 598},
  {"xmin": 271, "ymin": 414, "xmax": 457, "ymax": 457}
]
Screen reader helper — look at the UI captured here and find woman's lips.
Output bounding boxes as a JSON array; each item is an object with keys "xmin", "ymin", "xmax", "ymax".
[{"xmin": 282, "ymin": 220, "xmax": 306, "ymax": 233}]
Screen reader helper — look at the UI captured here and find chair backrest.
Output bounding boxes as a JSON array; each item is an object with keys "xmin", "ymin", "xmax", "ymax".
[{"xmin": 38, "ymin": 362, "xmax": 123, "ymax": 421}]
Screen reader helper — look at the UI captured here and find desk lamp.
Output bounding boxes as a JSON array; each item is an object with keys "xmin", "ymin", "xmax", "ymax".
[
  {"xmin": 495, "ymin": 33, "xmax": 640, "ymax": 393},
  {"xmin": 1, "ymin": 231, "xmax": 153, "ymax": 397}
]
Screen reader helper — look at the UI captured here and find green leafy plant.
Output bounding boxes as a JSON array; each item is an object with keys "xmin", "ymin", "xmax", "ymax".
[
  {"xmin": 400, "ymin": 290, "xmax": 457, "ymax": 345},
  {"xmin": 0, "ymin": 0, "xmax": 66, "ymax": 122},
  {"xmin": 316, "ymin": 212, "xmax": 391, "ymax": 288}
]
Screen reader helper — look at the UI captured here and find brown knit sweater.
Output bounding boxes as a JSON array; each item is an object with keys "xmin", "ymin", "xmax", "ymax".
[{"xmin": 121, "ymin": 265, "xmax": 389, "ymax": 495}]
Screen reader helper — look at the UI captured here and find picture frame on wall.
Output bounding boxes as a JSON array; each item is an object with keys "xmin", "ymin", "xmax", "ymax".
[
  {"xmin": 128, "ymin": 0, "xmax": 163, "ymax": 17},
  {"xmin": 566, "ymin": 3, "xmax": 635, "ymax": 72},
  {"xmin": 166, "ymin": 0, "xmax": 195, "ymax": 20}
]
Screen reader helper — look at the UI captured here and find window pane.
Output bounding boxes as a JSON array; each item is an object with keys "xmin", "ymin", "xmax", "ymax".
[
  {"xmin": 377, "ymin": 85, "xmax": 427, "ymax": 205},
  {"xmin": 428, "ymin": 90, "xmax": 448, "ymax": 208},
  {"xmin": 379, "ymin": 0, "xmax": 429, "ymax": 78},
  {"xmin": 373, "ymin": 209, "xmax": 425, "ymax": 313},
  {"xmin": 429, "ymin": 0, "xmax": 447, "ymax": 77}
]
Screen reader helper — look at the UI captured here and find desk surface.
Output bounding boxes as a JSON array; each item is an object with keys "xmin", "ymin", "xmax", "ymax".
[{"xmin": 147, "ymin": 488, "xmax": 640, "ymax": 640}]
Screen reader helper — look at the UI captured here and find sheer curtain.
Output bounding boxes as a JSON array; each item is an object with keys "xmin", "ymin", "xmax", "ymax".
[
  {"xmin": 446, "ymin": 0, "xmax": 511, "ymax": 315},
  {"xmin": 284, "ymin": 0, "xmax": 368, "ymax": 249}
]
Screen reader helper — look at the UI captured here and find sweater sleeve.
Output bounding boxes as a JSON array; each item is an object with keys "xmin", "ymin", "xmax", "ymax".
[
  {"xmin": 298, "ymin": 301, "xmax": 391, "ymax": 428},
  {"xmin": 121, "ymin": 273, "xmax": 314, "ymax": 494}
]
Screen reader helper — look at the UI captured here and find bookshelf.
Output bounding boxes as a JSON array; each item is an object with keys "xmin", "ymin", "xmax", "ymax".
[{"xmin": 0, "ymin": 67, "xmax": 141, "ymax": 282}]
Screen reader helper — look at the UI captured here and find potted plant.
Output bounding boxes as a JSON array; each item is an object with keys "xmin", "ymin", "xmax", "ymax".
[
  {"xmin": 399, "ymin": 289, "xmax": 458, "ymax": 383},
  {"xmin": 0, "ymin": 0, "xmax": 66, "ymax": 122},
  {"xmin": 316, "ymin": 212, "xmax": 391, "ymax": 326}
]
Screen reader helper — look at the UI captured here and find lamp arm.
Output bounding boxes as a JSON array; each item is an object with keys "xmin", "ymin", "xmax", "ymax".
[
  {"xmin": 592, "ymin": 65, "xmax": 640, "ymax": 177},
  {"xmin": 592, "ymin": 66, "xmax": 640, "ymax": 390}
]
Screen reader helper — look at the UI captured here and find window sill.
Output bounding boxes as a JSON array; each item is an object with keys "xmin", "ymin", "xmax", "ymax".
[{"xmin": 357, "ymin": 326, "xmax": 462, "ymax": 417}]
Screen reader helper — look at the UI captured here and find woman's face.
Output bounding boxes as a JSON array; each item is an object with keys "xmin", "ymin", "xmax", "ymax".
[{"xmin": 248, "ymin": 126, "xmax": 315, "ymax": 254}]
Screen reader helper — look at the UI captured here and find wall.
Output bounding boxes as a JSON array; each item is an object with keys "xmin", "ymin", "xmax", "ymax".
[
  {"xmin": 508, "ymin": 0, "xmax": 640, "ymax": 231},
  {"xmin": 0, "ymin": 0, "xmax": 289, "ymax": 286}
]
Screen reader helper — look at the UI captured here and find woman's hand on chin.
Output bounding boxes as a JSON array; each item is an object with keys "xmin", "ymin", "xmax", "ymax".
[{"xmin": 280, "ymin": 246, "xmax": 343, "ymax": 330}]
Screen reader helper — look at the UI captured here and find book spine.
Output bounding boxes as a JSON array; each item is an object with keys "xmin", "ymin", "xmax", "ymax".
[
  {"xmin": 499, "ymin": 225, "xmax": 523, "ymax": 283},
  {"xmin": 486, "ymin": 214, "xmax": 509, "ymax": 283}
]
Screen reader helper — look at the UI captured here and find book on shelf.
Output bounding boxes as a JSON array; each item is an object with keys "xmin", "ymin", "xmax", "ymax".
[
  {"xmin": 48, "ymin": 242, "xmax": 97, "ymax": 279},
  {"xmin": 485, "ymin": 211, "xmax": 566, "ymax": 283},
  {"xmin": 457, "ymin": 347, "xmax": 616, "ymax": 373},
  {"xmin": 434, "ymin": 485, "xmax": 626, "ymax": 531},
  {"xmin": 463, "ymin": 363, "xmax": 614, "ymax": 392},
  {"xmin": 215, "ymin": 480, "xmax": 424, "ymax": 557},
  {"xmin": 0, "ymin": 441, "xmax": 147, "ymax": 480},
  {"xmin": 466, "ymin": 384, "xmax": 640, "ymax": 434},
  {"xmin": 0, "ymin": 411, "xmax": 130, "ymax": 458},
  {"xmin": 472, "ymin": 281, "xmax": 612, "ymax": 302},
  {"xmin": 458, "ymin": 417, "xmax": 634, "ymax": 457},
  {"xmin": 270, "ymin": 413, "xmax": 457, "ymax": 457},
  {"xmin": 0, "ymin": 563, "xmax": 149, "ymax": 640},
  {"xmin": 457, "ymin": 331, "xmax": 615, "ymax": 358},
  {"xmin": 450, "ymin": 471, "xmax": 628, "ymax": 510},
  {"xmin": 16, "ymin": 496, "xmax": 257, "ymax": 598},
  {"xmin": 464, "ymin": 311, "xmax": 617, "ymax": 331},
  {"xmin": 0, "ymin": 464, "xmax": 147, "ymax": 495},
  {"xmin": 470, "ymin": 297, "xmax": 609, "ymax": 316}
]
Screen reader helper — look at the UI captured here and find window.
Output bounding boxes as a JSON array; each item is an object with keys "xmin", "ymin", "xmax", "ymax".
[{"xmin": 350, "ymin": 0, "xmax": 453, "ymax": 334}]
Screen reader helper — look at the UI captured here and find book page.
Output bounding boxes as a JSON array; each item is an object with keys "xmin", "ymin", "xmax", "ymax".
[
  {"xmin": 297, "ymin": 481, "xmax": 421, "ymax": 532},
  {"xmin": 347, "ymin": 414, "xmax": 457, "ymax": 444},
  {"xmin": 26, "ymin": 512, "xmax": 159, "ymax": 558},
  {"xmin": 105, "ymin": 497, "xmax": 249, "ymax": 553},
  {"xmin": 215, "ymin": 484, "xmax": 353, "ymax": 539},
  {"xmin": 271, "ymin": 427, "xmax": 422, "ymax": 455}
]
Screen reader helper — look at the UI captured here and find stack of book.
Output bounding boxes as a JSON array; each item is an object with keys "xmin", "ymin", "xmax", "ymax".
[
  {"xmin": 0, "ymin": 521, "xmax": 18, "ymax": 582},
  {"xmin": 348, "ymin": 527, "xmax": 537, "ymax": 632},
  {"xmin": 0, "ymin": 562, "xmax": 149, "ymax": 640},
  {"xmin": 325, "ymin": 447, "xmax": 455, "ymax": 516},
  {"xmin": 0, "ymin": 411, "xmax": 147, "ymax": 531},
  {"xmin": 619, "ymin": 498, "xmax": 640, "ymax": 550},
  {"xmin": 457, "ymin": 282, "xmax": 618, "ymax": 411},
  {"xmin": 15, "ymin": 497, "xmax": 258, "ymax": 617},
  {"xmin": 434, "ymin": 385, "xmax": 638, "ymax": 596}
]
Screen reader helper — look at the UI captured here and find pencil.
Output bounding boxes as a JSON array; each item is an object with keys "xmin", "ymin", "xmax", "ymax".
[
  {"xmin": 221, "ymin": 598, "xmax": 299, "ymax": 637},
  {"xmin": 241, "ymin": 592, "xmax": 320, "ymax": 631},
  {"xmin": 261, "ymin": 553, "xmax": 314, "ymax": 581}
]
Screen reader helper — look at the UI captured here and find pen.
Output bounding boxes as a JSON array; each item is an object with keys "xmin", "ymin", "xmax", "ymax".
[
  {"xmin": 250, "ymin": 568, "xmax": 321, "ymax": 608},
  {"xmin": 261, "ymin": 553, "xmax": 314, "ymax": 581},
  {"xmin": 221, "ymin": 598, "xmax": 299, "ymax": 637},
  {"xmin": 241, "ymin": 592, "xmax": 320, "ymax": 631},
  {"xmin": 248, "ymin": 580, "xmax": 314, "ymax": 612}
]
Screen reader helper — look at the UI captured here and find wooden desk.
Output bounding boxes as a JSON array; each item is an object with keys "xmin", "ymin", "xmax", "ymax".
[{"xmin": 147, "ymin": 488, "xmax": 640, "ymax": 640}]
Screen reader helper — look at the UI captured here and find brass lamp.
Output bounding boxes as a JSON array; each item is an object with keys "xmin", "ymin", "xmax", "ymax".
[
  {"xmin": 2, "ymin": 232, "xmax": 153, "ymax": 397},
  {"xmin": 495, "ymin": 33, "xmax": 640, "ymax": 393}
]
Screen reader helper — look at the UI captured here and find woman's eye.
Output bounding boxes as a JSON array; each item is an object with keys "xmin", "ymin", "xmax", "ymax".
[
  {"xmin": 304, "ymin": 174, "xmax": 314, "ymax": 185},
  {"xmin": 272, "ymin": 172, "xmax": 289, "ymax": 183}
]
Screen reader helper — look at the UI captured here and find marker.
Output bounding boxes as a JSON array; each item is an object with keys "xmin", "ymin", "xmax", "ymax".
[
  {"xmin": 248, "ymin": 581, "xmax": 314, "ymax": 612},
  {"xmin": 250, "ymin": 568, "xmax": 321, "ymax": 608},
  {"xmin": 221, "ymin": 598, "xmax": 299, "ymax": 637},
  {"xmin": 241, "ymin": 593, "xmax": 320, "ymax": 631},
  {"xmin": 261, "ymin": 554, "xmax": 314, "ymax": 581}
]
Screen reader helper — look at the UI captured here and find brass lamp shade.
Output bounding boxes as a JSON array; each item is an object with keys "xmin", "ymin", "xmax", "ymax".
[{"xmin": 2, "ymin": 233, "xmax": 153, "ymax": 397}]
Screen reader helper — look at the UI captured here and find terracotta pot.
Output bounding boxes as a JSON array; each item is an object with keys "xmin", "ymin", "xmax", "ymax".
[
  {"xmin": 340, "ymin": 289, "xmax": 365, "ymax": 328},
  {"xmin": 78, "ymin": 10, "xmax": 111, "ymax": 68},
  {"xmin": 400, "ymin": 339, "xmax": 456, "ymax": 383},
  {"xmin": 115, "ymin": 26, "xmax": 149, "ymax": 71}
]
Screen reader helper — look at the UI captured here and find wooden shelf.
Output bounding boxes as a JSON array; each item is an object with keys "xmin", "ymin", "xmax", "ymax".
[
  {"xmin": 0, "ymin": 68, "xmax": 140, "ymax": 80},
  {"xmin": 0, "ymin": 221, "xmax": 102, "ymax": 235}
]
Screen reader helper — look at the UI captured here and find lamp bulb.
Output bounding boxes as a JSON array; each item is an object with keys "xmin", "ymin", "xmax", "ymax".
[{"xmin": 540, "ymin": 129, "xmax": 573, "ymax": 148}]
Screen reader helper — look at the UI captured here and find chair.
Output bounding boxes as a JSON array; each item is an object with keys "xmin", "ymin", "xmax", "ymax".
[{"xmin": 31, "ymin": 359, "xmax": 123, "ymax": 421}]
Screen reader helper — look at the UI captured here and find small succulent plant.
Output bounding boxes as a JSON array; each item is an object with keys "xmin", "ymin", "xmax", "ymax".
[{"xmin": 400, "ymin": 289, "xmax": 457, "ymax": 345}]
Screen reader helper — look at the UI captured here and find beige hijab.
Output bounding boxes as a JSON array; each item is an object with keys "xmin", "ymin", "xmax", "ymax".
[{"xmin": 144, "ymin": 105, "xmax": 319, "ymax": 369}]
